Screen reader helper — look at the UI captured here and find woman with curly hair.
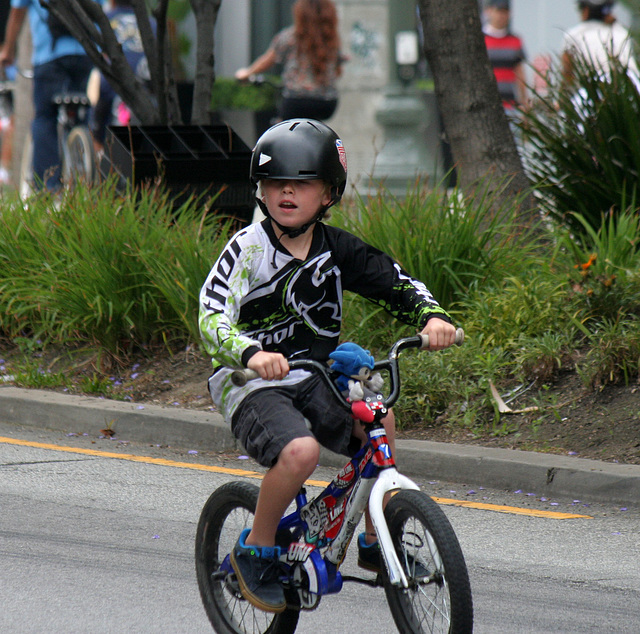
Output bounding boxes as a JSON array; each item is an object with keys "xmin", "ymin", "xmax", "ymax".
[{"xmin": 235, "ymin": 0, "xmax": 343, "ymax": 121}]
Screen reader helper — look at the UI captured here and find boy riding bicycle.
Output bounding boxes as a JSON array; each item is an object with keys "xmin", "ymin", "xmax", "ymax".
[{"xmin": 199, "ymin": 119, "xmax": 456, "ymax": 613}]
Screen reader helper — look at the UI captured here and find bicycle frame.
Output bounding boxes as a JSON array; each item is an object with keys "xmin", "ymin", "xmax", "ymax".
[{"xmin": 277, "ymin": 423, "xmax": 421, "ymax": 601}]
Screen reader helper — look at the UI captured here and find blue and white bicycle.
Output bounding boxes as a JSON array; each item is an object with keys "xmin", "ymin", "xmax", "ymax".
[{"xmin": 195, "ymin": 330, "xmax": 473, "ymax": 634}]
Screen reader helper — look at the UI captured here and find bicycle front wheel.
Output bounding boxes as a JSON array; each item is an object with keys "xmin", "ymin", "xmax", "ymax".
[
  {"xmin": 195, "ymin": 481, "xmax": 299, "ymax": 634},
  {"xmin": 383, "ymin": 490, "xmax": 473, "ymax": 634},
  {"xmin": 64, "ymin": 126, "xmax": 96, "ymax": 186}
]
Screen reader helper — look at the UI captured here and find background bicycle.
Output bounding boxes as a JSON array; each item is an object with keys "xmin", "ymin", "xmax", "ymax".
[
  {"xmin": 195, "ymin": 331, "xmax": 473, "ymax": 634},
  {"xmin": 18, "ymin": 66, "xmax": 96, "ymax": 199}
]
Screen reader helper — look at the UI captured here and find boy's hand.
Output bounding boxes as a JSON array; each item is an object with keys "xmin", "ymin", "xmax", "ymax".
[
  {"xmin": 247, "ymin": 351, "xmax": 290, "ymax": 381},
  {"xmin": 421, "ymin": 318, "xmax": 456, "ymax": 351}
]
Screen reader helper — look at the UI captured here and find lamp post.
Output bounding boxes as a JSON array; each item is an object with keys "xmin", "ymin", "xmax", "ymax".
[{"xmin": 369, "ymin": 2, "xmax": 439, "ymax": 195}]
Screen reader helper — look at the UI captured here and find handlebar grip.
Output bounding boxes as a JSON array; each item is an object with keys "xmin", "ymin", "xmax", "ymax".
[
  {"xmin": 231, "ymin": 368, "xmax": 260, "ymax": 387},
  {"xmin": 419, "ymin": 327, "xmax": 464, "ymax": 350}
]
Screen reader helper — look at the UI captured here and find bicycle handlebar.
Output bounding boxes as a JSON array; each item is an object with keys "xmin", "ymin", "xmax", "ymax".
[{"xmin": 231, "ymin": 328, "xmax": 464, "ymax": 413}]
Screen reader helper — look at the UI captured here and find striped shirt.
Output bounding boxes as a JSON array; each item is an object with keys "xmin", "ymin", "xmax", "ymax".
[{"xmin": 484, "ymin": 28, "xmax": 526, "ymax": 108}]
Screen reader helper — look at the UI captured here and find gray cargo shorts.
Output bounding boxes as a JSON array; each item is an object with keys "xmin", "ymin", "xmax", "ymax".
[{"xmin": 231, "ymin": 373, "xmax": 356, "ymax": 468}]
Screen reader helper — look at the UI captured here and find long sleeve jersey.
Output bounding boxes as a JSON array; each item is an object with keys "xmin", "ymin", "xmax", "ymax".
[{"xmin": 199, "ymin": 219, "xmax": 450, "ymax": 421}]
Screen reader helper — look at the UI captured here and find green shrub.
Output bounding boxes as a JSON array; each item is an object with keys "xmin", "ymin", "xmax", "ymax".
[
  {"xmin": 521, "ymin": 53, "xmax": 640, "ymax": 235},
  {"xmin": 557, "ymin": 208, "xmax": 640, "ymax": 322},
  {"xmin": 0, "ymin": 180, "xmax": 234, "ymax": 355},
  {"xmin": 210, "ymin": 76, "xmax": 280, "ymax": 111},
  {"xmin": 334, "ymin": 179, "xmax": 541, "ymax": 326}
]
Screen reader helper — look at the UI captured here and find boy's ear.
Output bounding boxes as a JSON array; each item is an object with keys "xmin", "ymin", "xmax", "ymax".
[{"xmin": 322, "ymin": 183, "xmax": 333, "ymax": 206}]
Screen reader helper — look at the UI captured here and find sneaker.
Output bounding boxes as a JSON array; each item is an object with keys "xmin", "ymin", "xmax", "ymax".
[
  {"xmin": 230, "ymin": 528, "xmax": 286, "ymax": 613},
  {"xmin": 357, "ymin": 532, "xmax": 430, "ymax": 578}
]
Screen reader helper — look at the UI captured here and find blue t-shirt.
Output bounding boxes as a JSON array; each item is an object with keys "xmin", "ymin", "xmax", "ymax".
[{"xmin": 11, "ymin": 0, "xmax": 103, "ymax": 67}]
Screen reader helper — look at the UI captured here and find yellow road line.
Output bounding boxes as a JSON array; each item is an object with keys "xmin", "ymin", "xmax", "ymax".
[
  {"xmin": 0, "ymin": 436, "xmax": 328, "ymax": 487},
  {"xmin": 431, "ymin": 496, "xmax": 592, "ymax": 519},
  {"xmin": 0, "ymin": 436, "xmax": 592, "ymax": 518}
]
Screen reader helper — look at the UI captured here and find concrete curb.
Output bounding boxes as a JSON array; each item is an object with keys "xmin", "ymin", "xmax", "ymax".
[{"xmin": 1, "ymin": 386, "xmax": 639, "ymax": 507}]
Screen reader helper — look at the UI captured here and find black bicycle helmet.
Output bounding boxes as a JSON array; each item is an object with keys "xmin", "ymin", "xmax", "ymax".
[{"xmin": 251, "ymin": 119, "xmax": 347, "ymax": 219}]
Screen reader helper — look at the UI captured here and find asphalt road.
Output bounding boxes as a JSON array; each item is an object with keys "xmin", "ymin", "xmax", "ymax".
[{"xmin": 1, "ymin": 422, "xmax": 639, "ymax": 633}]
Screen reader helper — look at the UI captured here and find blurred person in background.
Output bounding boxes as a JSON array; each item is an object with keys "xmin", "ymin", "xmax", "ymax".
[
  {"xmin": 562, "ymin": 0, "xmax": 638, "ymax": 85},
  {"xmin": 89, "ymin": 0, "xmax": 152, "ymax": 154},
  {"xmin": 0, "ymin": 0, "xmax": 97, "ymax": 191},
  {"xmin": 483, "ymin": 0, "xmax": 528, "ymax": 126},
  {"xmin": 235, "ymin": 0, "xmax": 344, "ymax": 122}
]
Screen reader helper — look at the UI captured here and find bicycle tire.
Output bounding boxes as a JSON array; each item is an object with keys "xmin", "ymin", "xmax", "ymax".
[
  {"xmin": 64, "ymin": 126, "xmax": 96, "ymax": 186},
  {"xmin": 382, "ymin": 490, "xmax": 473, "ymax": 634},
  {"xmin": 195, "ymin": 481, "xmax": 299, "ymax": 634},
  {"xmin": 19, "ymin": 131, "xmax": 33, "ymax": 199}
]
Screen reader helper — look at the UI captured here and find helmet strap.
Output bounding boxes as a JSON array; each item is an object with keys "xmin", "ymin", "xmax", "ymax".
[{"xmin": 256, "ymin": 197, "xmax": 333, "ymax": 240}]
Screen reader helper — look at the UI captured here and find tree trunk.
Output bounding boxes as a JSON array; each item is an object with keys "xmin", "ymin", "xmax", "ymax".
[
  {"xmin": 190, "ymin": 0, "xmax": 221, "ymax": 125},
  {"xmin": 416, "ymin": 0, "xmax": 538, "ymax": 226}
]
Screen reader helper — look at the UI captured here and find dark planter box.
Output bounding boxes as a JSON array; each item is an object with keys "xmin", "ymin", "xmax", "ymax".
[{"xmin": 100, "ymin": 124, "xmax": 255, "ymax": 226}]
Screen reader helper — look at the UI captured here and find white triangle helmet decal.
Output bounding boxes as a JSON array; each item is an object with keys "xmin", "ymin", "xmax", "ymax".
[{"xmin": 259, "ymin": 153, "xmax": 272, "ymax": 166}]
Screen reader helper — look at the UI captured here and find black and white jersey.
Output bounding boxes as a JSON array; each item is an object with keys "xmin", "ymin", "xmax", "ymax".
[{"xmin": 199, "ymin": 219, "xmax": 450, "ymax": 421}]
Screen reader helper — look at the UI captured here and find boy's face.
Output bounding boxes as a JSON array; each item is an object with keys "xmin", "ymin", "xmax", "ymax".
[{"xmin": 261, "ymin": 179, "xmax": 332, "ymax": 233}]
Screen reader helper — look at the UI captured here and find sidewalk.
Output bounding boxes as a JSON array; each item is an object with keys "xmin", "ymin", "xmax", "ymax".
[{"xmin": 1, "ymin": 386, "xmax": 638, "ymax": 507}]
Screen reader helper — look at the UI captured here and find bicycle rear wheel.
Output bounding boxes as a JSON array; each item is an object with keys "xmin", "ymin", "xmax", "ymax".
[
  {"xmin": 195, "ymin": 481, "xmax": 299, "ymax": 634},
  {"xmin": 64, "ymin": 126, "xmax": 96, "ymax": 186},
  {"xmin": 382, "ymin": 490, "xmax": 473, "ymax": 634}
]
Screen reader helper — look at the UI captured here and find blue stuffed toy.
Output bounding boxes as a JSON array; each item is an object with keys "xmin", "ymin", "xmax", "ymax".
[{"xmin": 329, "ymin": 342, "xmax": 383, "ymax": 401}]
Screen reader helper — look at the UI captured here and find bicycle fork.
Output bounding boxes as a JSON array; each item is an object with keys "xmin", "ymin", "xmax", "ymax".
[{"xmin": 369, "ymin": 467, "xmax": 420, "ymax": 587}]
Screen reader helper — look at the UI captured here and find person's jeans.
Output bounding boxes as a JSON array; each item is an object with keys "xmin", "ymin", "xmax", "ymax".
[{"xmin": 32, "ymin": 55, "xmax": 93, "ymax": 191}]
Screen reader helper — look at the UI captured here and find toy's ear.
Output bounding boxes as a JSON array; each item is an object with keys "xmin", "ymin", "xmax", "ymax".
[{"xmin": 329, "ymin": 349, "xmax": 354, "ymax": 365}]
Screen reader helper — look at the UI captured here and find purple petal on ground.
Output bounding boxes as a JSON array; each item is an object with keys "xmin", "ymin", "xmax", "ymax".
[
  {"xmin": 188, "ymin": 450, "xmax": 198, "ymax": 455},
  {"xmin": 131, "ymin": 372, "xmax": 139, "ymax": 379},
  {"xmin": 137, "ymin": 405, "xmax": 145, "ymax": 410},
  {"xmin": 152, "ymin": 534, "xmax": 160, "ymax": 539},
  {"xmin": 540, "ymin": 497, "xmax": 548, "ymax": 502},
  {"xmin": 550, "ymin": 502, "xmax": 559, "ymax": 506},
  {"xmin": 132, "ymin": 363, "xmax": 140, "ymax": 371},
  {"xmin": 467, "ymin": 490, "xmax": 476, "ymax": 495},
  {"xmin": 238, "ymin": 455, "xmax": 249, "ymax": 460},
  {"xmin": 66, "ymin": 433, "xmax": 77, "ymax": 437},
  {"xmin": 514, "ymin": 489, "xmax": 522, "ymax": 494},
  {"xmin": 568, "ymin": 451, "xmax": 578, "ymax": 455},
  {"xmin": 620, "ymin": 507, "xmax": 628, "ymax": 511}
]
